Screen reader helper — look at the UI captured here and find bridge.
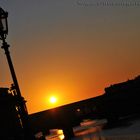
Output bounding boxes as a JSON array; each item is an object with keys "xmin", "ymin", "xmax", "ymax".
[{"xmin": 29, "ymin": 96, "xmax": 103, "ymax": 139}]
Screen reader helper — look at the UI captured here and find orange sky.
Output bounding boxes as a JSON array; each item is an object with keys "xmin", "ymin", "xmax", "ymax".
[{"xmin": 0, "ymin": 1, "xmax": 140, "ymax": 114}]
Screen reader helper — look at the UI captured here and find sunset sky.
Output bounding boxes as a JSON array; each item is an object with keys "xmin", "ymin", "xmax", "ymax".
[{"xmin": 0, "ymin": 0, "xmax": 140, "ymax": 114}]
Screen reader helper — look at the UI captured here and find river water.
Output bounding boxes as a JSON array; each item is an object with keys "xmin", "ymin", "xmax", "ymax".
[
  {"xmin": 71, "ymin": 119, "xmax": 140, "ymax": 140},
  {"xmin": 72, "ymin": 124, "xmax": 104, "ymax": 140},
  {"xmin": 44, "ymin": 120, "xmax": 105, "ymax": 140},
  {"xmin": 44, "ymin": 119, "xmax": 140, "ymax": 140}
]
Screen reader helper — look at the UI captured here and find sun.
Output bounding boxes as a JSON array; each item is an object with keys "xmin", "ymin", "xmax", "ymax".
[{"xmin": 49, "ymin": 96, "xmax": 57, "ymax": 104}]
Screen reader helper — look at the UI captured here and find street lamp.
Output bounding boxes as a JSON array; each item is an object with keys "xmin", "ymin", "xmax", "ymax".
[{"xmin": 0, "ymin": 7, "xmax": 34, "ymax": 140}]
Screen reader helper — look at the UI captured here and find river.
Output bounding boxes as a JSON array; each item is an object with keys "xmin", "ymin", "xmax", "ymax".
[
  {"xmin": 44, "ymin": 118, "xmax": 140, "ymax": 140},
  {"xmin": 71, "ymin": 118, "xmax": 140, "ymax": 140}
]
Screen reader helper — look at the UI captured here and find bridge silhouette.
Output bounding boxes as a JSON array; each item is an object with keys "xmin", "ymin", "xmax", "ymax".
[{"xmin": 29, "ymin": 96, "xmax": 103, "ymax": 139}]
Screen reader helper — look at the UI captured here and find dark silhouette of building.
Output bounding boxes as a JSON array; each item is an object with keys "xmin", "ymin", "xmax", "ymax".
[
  {"xmin": 101, "ymin": 75, "xmax": 140, "ymax": 123},
  {"xmin": 0, "ymin": 87, "xmax": 23, "ymax": 140}
]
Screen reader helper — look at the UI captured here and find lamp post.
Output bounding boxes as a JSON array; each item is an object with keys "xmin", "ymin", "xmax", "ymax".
[{"xmin": 0, "ymin": 7, "xmax": 34, "ymax": 140}]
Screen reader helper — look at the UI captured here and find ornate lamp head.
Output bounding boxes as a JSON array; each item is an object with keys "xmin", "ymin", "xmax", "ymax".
[{"xmin": 0, "ymin": 7, "xmax": 8, "ymax": 40}]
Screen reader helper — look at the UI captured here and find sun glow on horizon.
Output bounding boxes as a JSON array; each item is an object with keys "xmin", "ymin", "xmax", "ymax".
[{"xmin": 49, "ymin": 96, "xmax": 57, "ymax": 104}]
